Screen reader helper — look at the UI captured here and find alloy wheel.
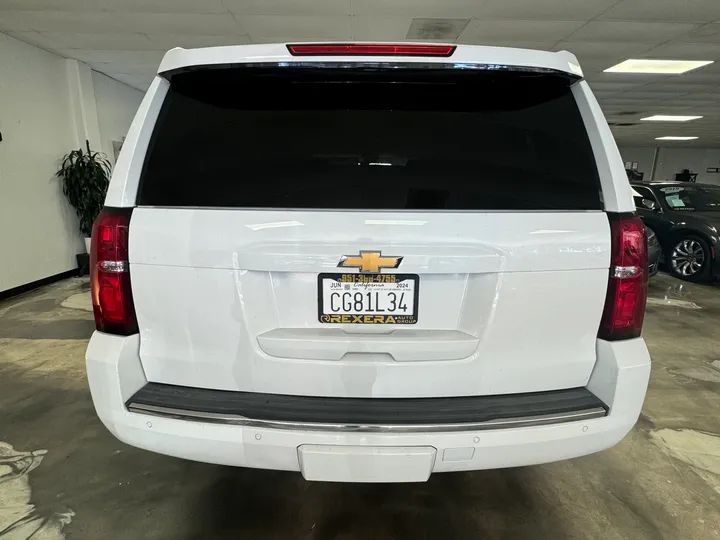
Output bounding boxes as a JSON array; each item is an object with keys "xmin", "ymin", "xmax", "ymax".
[{"xmin": 670, "ymin": 239, "xmax": 705, "ymax": 277}]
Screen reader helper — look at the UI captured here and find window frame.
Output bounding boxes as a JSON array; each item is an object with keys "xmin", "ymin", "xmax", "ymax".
[
  {"xmin": 137, "ymin": 65, "xmax": 601, "ymax": 211},
  {"xmin": 632, "ymin": 185, "xmax": 662, "ymax": 212}
]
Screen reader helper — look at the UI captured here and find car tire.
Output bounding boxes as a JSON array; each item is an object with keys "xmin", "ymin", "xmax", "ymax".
[{"xmin": 668, "ymin": 235, "xmax": 712, "ymax": 282}]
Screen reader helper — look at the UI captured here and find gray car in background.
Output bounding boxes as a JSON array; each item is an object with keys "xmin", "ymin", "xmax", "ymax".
[
  {"xmin": 647, "ymin": 227, "xmax": 660, "ymax": 277},
  {"xmin": 632, "ymin": 182, "xmax": 720, "ymax": 282}
]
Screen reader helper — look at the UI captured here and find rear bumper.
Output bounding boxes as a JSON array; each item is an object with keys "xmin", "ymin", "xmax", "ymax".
[
  {"xmin": 127, "ymin": 383, "xmax": 607, "ymax": 431},
  {"xmin": 86, "ymin": 334, "xmax": 651, "ymax": 480}
]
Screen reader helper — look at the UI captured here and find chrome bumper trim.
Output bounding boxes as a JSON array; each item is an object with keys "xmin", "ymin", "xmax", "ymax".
[{"xmin": 126, "ymin": 402, "xmax": 607, "ymax": 433}]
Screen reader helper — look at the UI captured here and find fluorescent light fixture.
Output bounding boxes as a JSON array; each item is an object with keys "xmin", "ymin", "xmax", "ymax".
[
  {"xmin": 604, "ymin": 59, "xmax": 713, "ymax": 74},
  {"xmin": 641, "ymin": 115, "xmax": 703, "ymax": 122},
  {"xmin": 655, "ymin": 136, "xmax": 698, "ymax": 141}
]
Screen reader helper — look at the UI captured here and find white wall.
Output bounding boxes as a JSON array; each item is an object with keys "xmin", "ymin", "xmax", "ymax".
[
  {"xmin": 92, "ymin": 71, "xmax": 143, "ymax": 165},
  {"xmin": 655, "ymin": 148, "xmax": 720, "ymax": 186},
  {"xmin": 0, "ymin": 34, "xmax": 81, "ymax": 292},
  {"xmin": 619, "ymin": 146, "xmax": 720, "ymax": 186},
  {"xmin": 0, "ymin": 33, "xmax": 144, "ymax": 293},
  {"xmin": 617, "ymin": 147, "xmax": 656, "ymax": 178}
]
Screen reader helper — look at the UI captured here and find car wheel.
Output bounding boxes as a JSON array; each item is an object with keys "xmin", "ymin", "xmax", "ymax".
[{"xmin": 669, "ymin": 236, "xmax": 711, "ymax": 282}]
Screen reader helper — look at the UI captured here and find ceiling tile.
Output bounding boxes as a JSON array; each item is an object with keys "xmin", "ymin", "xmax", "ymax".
[
  {"xmin": 0, "ymin": 0, "xmax": 107, "ymax": 10},
  {"xmin": 351, "ymin": 0, "xmax": 483, "ymax": 19},
  {"xmin": 555, "ymin": 41, "xmax": 656, "ymax": 58},
  {"xmin": 680, "ymin": 24, "xmax": 720, "ymax": 44},
  {"xmin": 453, "ymin": 38, "xmax": 556, "ymax": 50},
  {"xmin": 86, "ymin": 60, "xmax": 161, "ymax": 75},
  {"xmin": 587, "ymin": 82, "xmax": 647, "ymax": 92},
  {"xmin": 351, "ymin": 17, "xmax": 412, "ymax": 41},
  {"xmin": 225, "ymin": 0, "xmax": 351, "ymax": 16},
  {"xmin": 0, "ymin": 10, "xmax": 124, "ymax": 32},
  {"xmin": 101, "ymin": 0, "xmax": 227, "ymax": 13},
  {"xmin": 240, "ymin": 15, "xmax": 352, "ymax": 41},
  {"xmin": 39, "ymin": 32, "xmax": 154, "ymax": 50},
  {"xmin": 405, "ymin": 18, "xmax": 469, "ymax": 40},
  {"xmin": 98, "ymin": 66, "xmax": 160, "ymax": 78},
  {"xmin": 583, "ymin": 71, "xmax": 670, "ymax": 84},
  {"xmin": 567, "ymin": 21, "xmax": 699, "ymax": 43},
  {"xmin": 116, "ymin": 13, "xmax": 245, "ymax": 35},
  {"xmin": 662, "ymin": 62, "xmax": 720, "ymax": 83},
  {"xmin": 101, "ymin": 72, "xmax": 144, "ymax": 88},
  {"xmin": 640, "ymin": 82, "xmax": 715, "ymax": 92},
  {"xmin": 644, "ymin": 103, "xmax": 711, "ymax": 110},
  {"xmin": 599, "ymin": 0, "xmax": 720, "ymax": 23},
  {"xmin": 459, "ymin": 19, "xmax": 584, "ymax": 42},
  {"xmin": 1, "ymin": 0, "xmax": 228, "ymax": 12},
  {"xmin": 102, "ymin": 72, "xmax": 152, "ymax": 91},
  {"xmin": 643, "ymin": 41, "xmax": 720, "ymax": 59},
  {"xmin": 0, "ymin": 11, "xmax": 245, "ymax": 34},
  {"xmin": 145, "ymin": 34, "xmax": 251, "ymax": 49},
  {"xmin": 4, "ymin": 0, "xmax": 720, "ymax": 147},
  {"xmin": 64, "ymin": 49, "xmax": 166, "ymax": 65},
  {"xmin": 572, "ymin": 58, "xmax": 624, "ymax": 73},
  {"xmin": 103, "ymin": 69, "xmax": 155, "ymax": 79},
  {"xmin": 676, "ymin": 93, "xmax": 720, "ymax": 103},
  {"xmin": 1, "ymin": 30, "xmax": 65, "ymax": 52},
  {"xmin": 619, "ymin": 91, "xmax": 688, "ymax": 99},
  {"xmin": 602, "ymin": 97, "xmax": 668, "ymax": 104},
  {"xmin": 477, "ymin": 0, "xmax": 617, "ymax": 21},
  {"xmin": 594, "ymin": 93, "xmax": 625, "ymax": 102},
  {"xmin": 602, "ymin": 109, "xmax": 649, "ymax": 117}
]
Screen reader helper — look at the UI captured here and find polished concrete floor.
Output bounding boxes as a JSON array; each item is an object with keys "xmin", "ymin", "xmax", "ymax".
[{"xmin": 1, "ymin": 274, "xmax": 719, "ymax": 539}]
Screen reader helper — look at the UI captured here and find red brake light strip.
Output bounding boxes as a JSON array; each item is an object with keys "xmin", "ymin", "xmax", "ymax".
[{"xmin": 287, "ymin": 44, "xmax": 457, "ymax": 57}]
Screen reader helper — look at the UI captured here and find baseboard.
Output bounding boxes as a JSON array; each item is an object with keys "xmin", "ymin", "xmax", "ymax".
[{"xmin": 0, "ymin": 268, "xmax": 79, "ymax": 302}]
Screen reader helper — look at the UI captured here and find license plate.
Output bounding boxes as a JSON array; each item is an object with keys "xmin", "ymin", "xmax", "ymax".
[{"xmin": 318, "ymin": 273, "xmax": 419, "ymax": 324}]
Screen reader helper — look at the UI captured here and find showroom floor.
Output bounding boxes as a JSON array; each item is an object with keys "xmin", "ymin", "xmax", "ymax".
[{"xmin": 1, "ymin": 275, "xmax": 719, "ymax": 540}]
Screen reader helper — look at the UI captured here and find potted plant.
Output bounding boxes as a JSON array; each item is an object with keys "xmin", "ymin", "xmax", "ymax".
[{"xmin": 57, "ymin": 140, "xmax": 111, "ymax": 253}]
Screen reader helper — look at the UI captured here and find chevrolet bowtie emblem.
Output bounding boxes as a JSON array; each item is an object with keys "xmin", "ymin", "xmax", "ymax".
[{"xmin": 338, "ymin": 251, "xmax": 403, "ymax": 273}]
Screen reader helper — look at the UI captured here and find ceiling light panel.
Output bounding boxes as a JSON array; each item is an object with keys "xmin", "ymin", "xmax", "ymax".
[
  {"xmin": 655, "ymin": 136, "xmax": 699, "ymax": 140},
  {"xmin": 641, "ymin": 115, "xmax": 703, "ymax": 121},
  {"xmin": 605, "ymin": 59, "xmax": 714, "ymax": 74}
]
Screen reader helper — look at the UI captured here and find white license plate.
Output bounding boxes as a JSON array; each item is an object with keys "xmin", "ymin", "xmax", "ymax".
[
  {"xmin": 318, "ymin": 273, "xmax": 419, "ymax": 324},
  {"xmin": 298, "ymin": 445, "xmax": 436, "ymax": 482}
]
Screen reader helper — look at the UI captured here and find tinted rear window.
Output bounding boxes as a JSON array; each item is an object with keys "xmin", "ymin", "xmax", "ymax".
[{"xmin": 138, "ymin": 66, "xmax": 601, "ymax": 210}]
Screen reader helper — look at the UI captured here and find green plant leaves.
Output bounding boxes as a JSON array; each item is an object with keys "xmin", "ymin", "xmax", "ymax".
[{"xmin": 56, "ymin": 140, "xmax": 111, "ymax": 237}]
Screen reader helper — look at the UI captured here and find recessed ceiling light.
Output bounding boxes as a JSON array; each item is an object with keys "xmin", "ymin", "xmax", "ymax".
[
  {"xmin": 604, "ymin": 59, "xmax": 713, "ymax": 74},
  {"xmin": 641, "ymin": 115, "xmax": 703, "ymax": 122},
  {"xmin": 655, "ymin": 136, "xmax": 699, "ymax": 140}
]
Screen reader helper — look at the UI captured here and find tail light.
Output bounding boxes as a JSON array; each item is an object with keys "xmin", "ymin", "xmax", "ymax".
[
  {"xmin": 287, "ymin": 44, "xmax": 457, "ymax": 57},
  {"xmin": 90, "ymin": 208, "xmax": 138, "ymax": 335},
  {"xmin": 599, "ymin": 214, "xmax": 648, "ymax": 340}
]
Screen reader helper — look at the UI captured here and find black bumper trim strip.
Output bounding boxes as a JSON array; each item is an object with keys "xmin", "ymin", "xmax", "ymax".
[{"xmin": 126, "ymin": 383, "xmax": 607, "ymax": 432}]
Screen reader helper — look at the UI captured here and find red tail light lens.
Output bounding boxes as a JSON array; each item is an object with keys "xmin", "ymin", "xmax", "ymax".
[
  {"xmin": 599, "ymin": 214, "xmax": 648, "ymax": 340},
  {"xmin": 287, "ymin": 44, "xmax": 457, "ymax": 57},
  {"xmin": 90, "ymin": 208, "xmax": 138, "ymax": 335}
]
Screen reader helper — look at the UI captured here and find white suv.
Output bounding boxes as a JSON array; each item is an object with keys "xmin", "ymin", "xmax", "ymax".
[{"xmin": 86, "ymin": 43, "xmax": 651, "ymax": 483}]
